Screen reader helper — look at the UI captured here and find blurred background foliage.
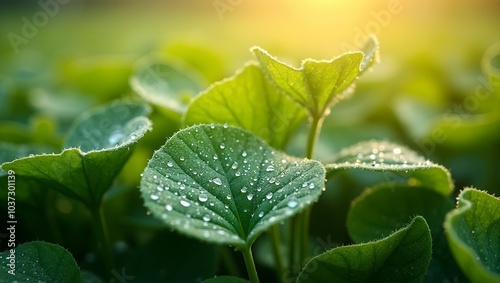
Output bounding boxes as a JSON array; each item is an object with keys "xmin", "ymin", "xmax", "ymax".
[{"xmin": 0, "ymin": 0, "xmax": 499, "ymax": 281}]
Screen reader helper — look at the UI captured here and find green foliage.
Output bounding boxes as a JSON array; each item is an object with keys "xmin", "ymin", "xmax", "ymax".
[
  {"xmin": 444, "ymin": 188, "xmax": 500, "ymax": 283},
  {"xmin": 0, "ymin": 241, "xmax": 82, "ymax": 283},
  {"xmin": 297, "ymin": 216, "xmax": 432, "ymax": 283},
  {"xmin": 140, "ymin": 124, "xmax": 325, "ymax": 248}
]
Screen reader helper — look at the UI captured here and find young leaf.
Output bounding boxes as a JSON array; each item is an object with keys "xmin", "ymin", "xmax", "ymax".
[
  {"xmin": 140, "ymin": 124, "xmax": 325, "ymax": 249},
  {"xmin": 444, "ymin": 188, "xmax": 500, "ymax": 283},
  {"xmin": 324, "ymin": 140, "xmax": 453, "ymax": 196},
  {"xmin": 251, "ymin": 37, "xmax": 378, "ymax": 118},
  {"xmin": 130, "ymin": 60, "xmax": 202, "ymax": 117},
  {"xmin": 184, "ymin": 63, "xmax": 307, "ymax": 149},
  {"xmin": 347, "ymin": 184, "xmax": 453, "ymax": 243},
  {"xmin": 297, "ymin": 216, "xmax": 432, "ymax": 283},
  {"xmin": 1, "ymin": 101, "xmax": 152, "ymax": 207},
  {"xmin": 0, "ymin": 241, "xmax": 82, "ymax": 283}
]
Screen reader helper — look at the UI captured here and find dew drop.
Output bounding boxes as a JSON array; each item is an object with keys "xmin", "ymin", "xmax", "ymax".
[
  {"xmin": 258, "ymin": 211, "xmax": 264, "ymax": 218},
  {"xmin": 198, "ymin": 193, "xmax": 208, "ymax": 202},
  {"xmin": 287, "ymin": 200, "xmax": 298, "ymax": 208},
  {"xmin": 241, "ymin": 187, "xmax": 248, "ymax": 193},
  {"xmin": 369, "ymin": 154, "xmax": 376, "ymax": 160},
  {"xmin": 247, "ymin": 193, "xmax": 254, "ymax": 201},
  {"xmin": 156, "ymin": 185, "xmax": 164, "ymax": 192},
  {"xmin": 130, "ymin": 134, "xmax": 137, "ymax": 140},
  {"xmin": 393, "ymin": 148, "xmax": 402, "ymax": 155},
  {"xmin": 226, "ymin": 195, "xmax": 232, "ymax": 200},
  {"xmin": 167, "ymin": 161, "xmax": 173, "ymax": 167},
  {"xmin": 309, "ymin": 183, "xmax": 315, "ymax": 189},
  {"xmin": 242, "ymin": 151, "xmax": 247, "ymax": 157},
  {"xmin": 220, "ymin": 143, "xmax": 225, "ymax": 149},
  {"xmin": 108, "ymin": 130, "xmax": 123, "ymax": 145},
  {"xmin": 180, "ymin": 199, "xmax": 191, "ymax": 207},
  {"xmin": 266, "ymin": 165, "xmax": 275, "ymax": 172},
  {"xmin": 231, "ymin": 162, "xmax": 239, "ymax": 169},
  {"xmin": 153, "ymin": 175, "xmax": 158, "ymax": 180},
  {"xmin": 213, "ymin": 155, "xmax": 218, "ymax": 160},
  {"xmin": 266, "ymin": 192, "xmax": 273, "ymax": 199},
  {"xmin": 180, "ymin": 156, "xmax": 185, "ymax": 161},
  {"xmin": 281, "ymin": 159, "xmax": 287, "ymax": 164},
  {"xmin": 150, "ymin": 194, "xmax": 159, "ymax": 200},
  {"xmin": 165, "ymin": 204, "xmax": 173, "ymax": 211},
  {"xmin": 203, "ymin": 215, "xmax": 211, "ymax": 222},
  {"xmin": 212, "ymin": 177, "xmax": 222, "ymax": 186},
  {"xmin": 210, "ymin": 123, "xmax": 215, "ymax": 129}
]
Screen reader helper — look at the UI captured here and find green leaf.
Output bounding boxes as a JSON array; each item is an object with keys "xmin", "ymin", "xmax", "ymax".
[
  {"xmin": 140, "ymin": 124, "xmax": 325, "ymax": 248},
  {"xmin": 0, "ymin": 241, "xmax": 82, "ymax": 283},
  {"xmin": 324, "ymin": 140, "xmax": 453, "ymax": 196},
  {"xmin": 203, "ymin": 276, "xmax": 249, "ymax": 283},
  {"xmin": 347, "ymin": 184, "xmax": 453, "ymax": 243},
  {"xmin": 130, "ymin": 59, "xmax": 202, "ymax": 118},
  {"xmin": 1, "ymin": 101, "xmax": 152, "ymax": 207},
  {"xmin": 251, "ymin": 37, "xmax": 378, "ymax": 118},
  {"xmin": 297, "ymin": 216, "xmax": 432, "ymax": 283},
  {"xmin": 184, "ymin": 63, "xmax": 307, "ymax": 150},
  {"xmin": 444, "ymin": 188, "xmax": 500, "ymax": 283}
]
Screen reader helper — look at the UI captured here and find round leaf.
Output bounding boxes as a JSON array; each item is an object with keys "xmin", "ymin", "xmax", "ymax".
[
  {"xmin": 0, "ymin": 241, "xmax": 82, "ymax": 283},
  {"xmin": 140, "ymin": 124, "xmax": 325, "ymax": 248}
]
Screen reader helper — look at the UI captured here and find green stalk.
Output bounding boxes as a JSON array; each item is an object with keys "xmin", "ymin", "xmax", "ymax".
[
  {"xmin": 90, "ymin": 205, "xmax": 114, "ymax": 278},
  {"xmin": 297, "ymin": 115, "xmax": 324, "ymax": 265},
  {"xmin": 241, "ymin": 245, "xmax": 260, "ymax": 283},
  {"xmin": 270, "ymin": 226, "xmax": 286, "ymax": 282}
]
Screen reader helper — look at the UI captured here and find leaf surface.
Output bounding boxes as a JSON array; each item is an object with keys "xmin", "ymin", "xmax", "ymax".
[
  {"xmin": 1, "ymin": 101, "xmax": 152, "ymax": 207},
  {"xmin": 140, "ymin": 125, "xmax": 325, "ymax": 248},
  {"xmin": 444, "ymin": 188, "xmax": 500, "ymax": 283},
  {"xmin": 297, "ymin": 216, "xmax": 432, "ymax": 283},
  {"xmin": 184, "ymin": 63, "xmax": 307, "ymax": 149},
  {"xmin": 324, "ymin": 140, "xmax": 453, "ymax": 196},
  {"xmin": 0, "ymin": 241, "xmax": 82, "ymax": 283}
]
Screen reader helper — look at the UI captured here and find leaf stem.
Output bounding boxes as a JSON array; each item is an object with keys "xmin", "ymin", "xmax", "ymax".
[
  {"xmin": 298, "ymin": 115, "xmax": 325, "ymax": 265},
  {"xmin": 90, "ymin": 205, "xmax": 115, "ymax": 278},
  {"xmin": 241, "ymin": 245, "xmax": 260, "ymax": 283},
  {"xmin": 270, "ymin": 226, "xmax": 286, "ymax": 282}
]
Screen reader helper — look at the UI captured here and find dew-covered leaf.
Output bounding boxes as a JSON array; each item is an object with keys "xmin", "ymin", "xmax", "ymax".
[
  {"xmin": 1, "ymin": 101, "xmax": 152, "ymax": 207},
  {"xmin": 202, "ymin": 276, "xmax": 249, "ymax": 283},
  {"xmin": 444, "ymin": 188, "xmax": 500, "ymax": 283},
  {"xmin": 184, "ymin": 63, "xmax": 307, "ymax": 149},
  {"xmin": 140, "ymin": 124, "xmax": 325, "ymax": 248},
  {"xmin": 297, "ymin": 216, "xmax": 432, "ymax": 283},
  {"xmin": 0, "ymin": 241, "xmax": 82, "ymax": 283},
  {"xmin": 251, "ymin": 37, "xmax": 378, "ymax": 118},
  {"xmin": 324, "ymin": 140, "xmax": 453, "ymax": 196},
  {"xmin": 130, "ymin": 60, "xmax": 202, "ymax": 117}
]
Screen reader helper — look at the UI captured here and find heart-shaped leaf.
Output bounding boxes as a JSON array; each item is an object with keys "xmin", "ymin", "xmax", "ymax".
[
  {"xmin": 444, "ymin": 188, "xmax": 500, "ymax": 283},
  {"xmin": 130, "ymin": 60, "xmax": 202, "ymax": 117},
  {"xmin": 1, "ymin": 101, "xmax": 152, "ymax": 207},
  {"xmin": 297, "ymin": 216, "xmax": 432, "ymax": 283},
  {"xmin": 324, "ymin": 140, "xmax": 453, "ymax": 196},
  {"xmin": 252, "ymin": 37, "xmax": 378, "ymax": 118},
  {"xmin": 140, "ymin": 124, "xmax": 325, "ymax": 249},
  {"xmin": 0, "ymin": 241, "xmax": 82, "ymax": 283},
  {"xmin": 184, "ymin": 63, "xmax": 307, "ymax": 150}
]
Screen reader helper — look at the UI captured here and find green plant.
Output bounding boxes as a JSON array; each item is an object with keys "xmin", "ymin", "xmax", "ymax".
[{"xmin": 1, "ymin": 37, "xmax": 499, "ymax": 283}]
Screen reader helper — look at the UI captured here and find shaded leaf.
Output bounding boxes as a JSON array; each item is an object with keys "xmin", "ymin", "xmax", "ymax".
[
  {"xmin": 1, "ymin": 101, "xmax": 152, "ymax": 207},
  {"xmin": 252, "ymin": 37, "xmax": 378, "ymax": 118},
  {"xmin": 0, "ymin": 241, "xmax": 82, "ymax": 283},
  {"xmin": 140, "ymin": 125, "xmax": 325, "ymax": 248},
  {"xmin": 324, "ymin": 140, "xmax": 453, "ymax": 196},
  {"xmin": 130, "ymin": 59, "xmax": 202, "ymax": 117},
  {"xmin": 444, "ymin": 188, "xmax": 500, "ymax": 283},
  {"xmin": 184, "ymin": 63, "xmax": 307, "ymax": 149},
  {"xmin": 297, "ymin": 216, "xmax": 432, "ymax": 283}
]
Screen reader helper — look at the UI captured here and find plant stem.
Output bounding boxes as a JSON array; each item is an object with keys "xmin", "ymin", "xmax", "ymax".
[
  {"xmin": 217, "ymin": 245, "xmax": 241, "ymax": 278},
  {"xmin": 241, "ymin": 245, "xmax": 260, "ymax": 283},
  {"xmin": 90, "ymin": 205, "xmax": 114, "ymax": 278},
  {"xmin": 298, "ymin": 115, "xmax": 325, "ymax": 265},
  {"xmin": 270, "ymin": 226, "xmax": 286, "ymax": 282}
]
